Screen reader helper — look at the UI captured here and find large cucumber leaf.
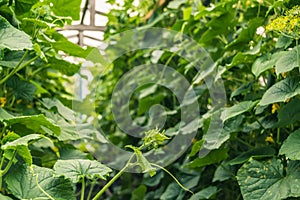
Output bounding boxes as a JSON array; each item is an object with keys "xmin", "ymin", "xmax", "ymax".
[
  {"xmin": 54, "ymin": 159, "xmax": 112, "ymax": 183},
  {"xmin": 5, "ymin": 164, "xmax": 75, "ymax": 200},
  {"xmin": 221, "ymin": 101, "xmax": 258, "ymax": 122},
  {"xmin": 237, "ymin": 159, "xmax": 300, "ymax": 200},
  {"xmin": 260, "ymin": 77, "xmax": 300, "ymax": 106},
  {"xmin": 4, "ymin": 114, "xmax": 60, "ymax": 136},
  {"xmin": 0, "ymin": 15, "xmax": 32, "ymax": 50},
  {"xmin": 279, "ymin": 128, "xmax": 300, "ymax": 160}
]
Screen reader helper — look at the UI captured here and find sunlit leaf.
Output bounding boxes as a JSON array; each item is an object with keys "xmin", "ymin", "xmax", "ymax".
[
  {"xmin": 0, "ymin": 15, "xmax": 32, "ymax": 50},
  {"xmin": 54, "ymin": 159, "xmax": 112, "ymax": 183},
  {"xmin": 5, "ymin": 164, "xmax": 75, "ymax": 200}
]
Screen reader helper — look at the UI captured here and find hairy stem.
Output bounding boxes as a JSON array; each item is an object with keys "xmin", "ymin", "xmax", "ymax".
[
  {"xmin": 87, "ymin": 180, "xmax": 96, "ymax": 200},
  {"xmin": 92, "ymin": 155, "xmax": 134, "ymax": 200},
  {"xmin": 80, "ymin": 178, "xmax": 85, "ymax": 200},
  {"xmin": 92, "ymin": 166, "xmax": 127, "ymax": 200}
]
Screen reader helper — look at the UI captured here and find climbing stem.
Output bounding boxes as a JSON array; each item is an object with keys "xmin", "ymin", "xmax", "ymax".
[
  {"xmin": 87, "ymin": 180, "xmax": 96, "ymax": 200},
  {"xmin": 80, "ymin": 178, "xmax": 86, "ymax": 200},
  {"xmin": 0, "ymin": 53, "xmax": 39, "ymax": 85},
  {"xmin": 92, "ymin": 154, "xmax": 134, "ymax": 200}
]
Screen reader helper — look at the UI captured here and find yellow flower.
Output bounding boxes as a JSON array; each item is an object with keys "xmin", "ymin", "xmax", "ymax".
[
  {"xmin": 0, "ymin": 97, "xmax": 7, "ymax": 107},
  {"xmin": 266, "ymin": 6, "xmax": 300, "ymax": 38},
  {"xmin": 271, "ymin": 103, "xmax": 279, "ymax": 114},
  {"xmin": 265, "ymin": 134, "xmax": 275, "ymax": 143}
]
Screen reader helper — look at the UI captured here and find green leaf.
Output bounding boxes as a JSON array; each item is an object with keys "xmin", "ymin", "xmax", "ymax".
[
  {"xmin": 160, "ymin": 183, "xmax": 181, "ymax": 200},
  {"xmin": 189, "ymin": 140, "xmax": 204, "ymax": 157},
  {"xmin": 259, "ymin": 77, "xmax": 300, "ymax": 106},
  {"xmin": 47, "ymin": 57, "xmax": 80, "ymax": 76},
  {"xmin": 213, "ymin": 164, "xmax": 234, "ymax": 182},
  {"xmin": 131, "ymin": 185, "xmax": 147, "ymax": 200},
  {"xmin": 230, "ymin": 82, "xmax": 252, "ymax": 99},
  {"xmin": 276, "ymin": 36, "xmax": 293, "ymax": 49},
  {"xmin": 30, "ymin": 80, "xmax": 50, "ymax": 95},
  {"xmin": 5, "ymin": 114, "xmax": 60, "ymax": 136},
  {"xmin": 0, "ymin": 107, "xmax": 14, "ymax": 120},
  {"xmin": 237, "ymin": 159, "xmax": 300, "ymax": 200},
  {"xmin": 226, "ymin": 18, "xmax": 264, "ymax": 51},
  {"xmin": 5, "ymin": 164, "xmax": 76, "ymax": 200},
  {"xmin": 6, "ymin": 76, "xmax": 36, "ymax": 100},
  {"xmin": 252, "ymin": 53, "xmax": 278, "ymax": 77},
  {"xmin": 187, "ymin": 148, "xmax": 228, "ymax": 168},
  {"xmin": 16, "ymin": 145, "xmax": 33, "ymax": 165},
  {"xmin": 126, "ymin": 145, "xmax": 156, "ymax": 176},
  {"xmin": 41, "ymin": 98, "xmax": 75, "ymax": 121},
  {"xmin": 15, "ymin": 0, "xmax": 38, "ymax": 15},
  {"xmin": 59, "ymin": 147, "xmax": 89, "ymax": 160},
  {"xmin": 188, "ymin": 186, "xmax": 218, "ymax": 200},
  {"xmin": 51, "ymin": 0, "xmax": 81, "ymax": 20},
  {"xmin": 143, "ymin": 171, "xmax": 164, "ymax": 187},
  {"xmin": 202, "ymin": 119, "xmax": 226, "ymax": 150},
  {"xmin": 40, "ymin": 110, "xmax": 80, "ymax": 141},
  {"xmin": 0, "ymin": 194, "xmax": 13, "ymax": 200},
  {"xmin": 23, "ymin": 18, "xmax": 54, "ymax": 28},
  {"xmin": 54, "ymin": 159, "xmax": 112, "ymax": 183},
  {"xmin": 0, "ymin": 15, "xmax": 32, "ymax": 50},
  {"xmin": 276, "ymin": 98, "xmax": 300, "ymax": 127},
  {"xmin": 2, "ymin": 133, "xmax": 48, "ymax": 165},
  {"xmin": 227, "ymin": 146, "xmax": 275, "ymax": 165},
  {"xmin": 228, "ymin": 52, "xmax": 257, "ymax": 68},
  {"xmin": 275, "ymin": 49, "xmax": 298, "ymax": 74},
  {"xmin": 0, "ymin": 51, "xmax": 30, "ymax": 68},
  {"xmin": 279, "ymin": 128, "xmax": 300, "ymax": 160},
  {"xmin": 138, "ymin": 93, "xmax": 165, "ymax": 115},
  {"xmin": 1, "ymin": 134, "xmax": 42, "ymax": 149},
  {"xmin": 167, "ymin": 0, "xmax": 187, "ymax": 9},
  {"xmin": 46, "ymin": 30, "xmax": 105, "ymax": 62},
  {"xmin": 200, "ymin": 12, "xmax": 236, "ymax": 44},
  {"xmin": 221, "ymin": 101, "xmax": 258, "ymax": 122}
]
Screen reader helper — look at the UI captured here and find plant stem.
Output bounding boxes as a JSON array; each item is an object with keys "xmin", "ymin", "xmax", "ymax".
[
  {"xmin": 159, "ymin": 52, "xmax": 176, "ymax": 81},
  {"xmin": 150, "ymin": 163, "xmax": 194, "ymax": 195},
  {"xmin": 276, "ymin": 128, "xmax": 280, "ymax": 144},
  {"xmin": 0, "ymin": 125, "xmax": 6, "ymax": 140},
  {"xmin": 296, "ymin": 38, "xmax": 300, "ymax": 73},
  {"xmin": 92, "ymin": 166, "xmax": 127, "ymax": 200},
  {"xmin": 235, "ymin": 137, "xmax": 253, "ymax": 148},
  {"xmin": 87, "ymin": 180, "xmax": 96, "ymax": 200},
  {"xmin": 0, "ymin": 150, "xmax": 16, "ymax": 189},
  {"xmin": 0, "ymin": 155, "xmax": 5, "ymax": 189},
  {"xmin": 80, "ymin": 178, "xmax": 85, "ymax": 200},
  {"xmin": 1, "ymin": 150, "xmax": 16, "ymax": 176},
  {"xmin": 92, "ymin": 155, "xmax": 134, "ymax": 200},
  {"xmin": 0, "ymin": 54, "xmax": 39, "ymax": 85},
  {"xmin": 30, "ymin": 66, "xmax": 48, "ymax": 78},
  {"xmin": 251, "ymin": 112, "xmax": 267, "ymax": 132}
]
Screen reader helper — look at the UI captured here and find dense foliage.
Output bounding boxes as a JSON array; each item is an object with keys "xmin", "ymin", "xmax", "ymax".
[
  {"xmin": 0, "ymin": 0, "xmax": 113, "ymax": 199},
  {"xmin": 1, "ymin": 0, "xmax": 300, "ymax": 199},
  {"xmin": 92, "ymin": 0, "xmax": 300, "ymax": 199}
]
